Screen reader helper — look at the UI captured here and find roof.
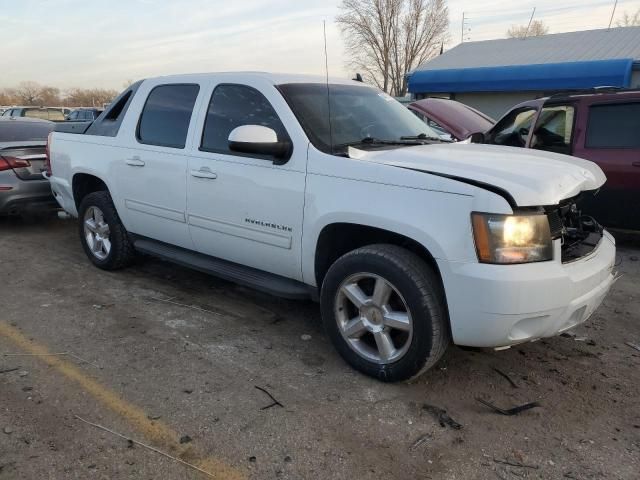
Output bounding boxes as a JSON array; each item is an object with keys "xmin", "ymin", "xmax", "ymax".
[
  {"xmin": 409, "ymin": 27, "xmax": 640, "ymax": 94},
  {"xmin": 416, "ymin": 27, "xmax": 640, "ymax": 72},
  {"xmin": 147, "ymin": 72, "xmax": 364, "ymax": 87}
]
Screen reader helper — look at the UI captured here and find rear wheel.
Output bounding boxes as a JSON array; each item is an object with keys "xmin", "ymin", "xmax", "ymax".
[
  {"xmin": 321, "ymin": 244, "xmax": 449, "ymax": 382},
  {"xmin": 78, "ymin": 191, "xmax": 134, "ymax": 270}
]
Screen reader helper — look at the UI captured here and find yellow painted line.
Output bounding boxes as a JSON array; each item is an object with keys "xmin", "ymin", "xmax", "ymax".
[{"xmin": 0, "ymin": 321, "xmax": 245, "ymax": 480}]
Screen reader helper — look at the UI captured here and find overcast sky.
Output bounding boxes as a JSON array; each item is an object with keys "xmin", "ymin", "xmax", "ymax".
[{"xmin": 0, "ymin": 0, "xmax": 638, "ymax": 90}]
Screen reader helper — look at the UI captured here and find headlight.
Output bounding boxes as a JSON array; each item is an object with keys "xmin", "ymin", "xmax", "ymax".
[{"xmin": 471, "ymin": 213, "xmax": 553, "ymax": 264}]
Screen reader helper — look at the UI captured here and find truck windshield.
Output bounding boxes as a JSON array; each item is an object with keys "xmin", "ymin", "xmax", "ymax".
[{"xmin": 278, "ymin": 83, "xmax": 442, "ymax": 154}]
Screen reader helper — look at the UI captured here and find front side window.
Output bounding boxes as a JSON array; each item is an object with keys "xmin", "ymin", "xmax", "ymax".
[
  {"xmin": 278, "ymin": 83, "xmax": 441, "ymax": 154},
  {"xmin": 137, "ymin": 84, "xmax": 200, "ymax": 148},
  {"xmin": 531, "ymin": 105, "xmax": 575, "ymax": 155},
  {"xmin": 586, "ymin": 102, "xmax": 640, "ymax": 149},
  {"xmin": 46, "ymin": 109, "xmax": 65, "ymax": 121},
  {"xmin": 200, "ymin": 84, "xmax": 289, "ymax": 159},
  {"xmin": 487, "ymin": 107, "xmax": 537, "ymax": 147}
]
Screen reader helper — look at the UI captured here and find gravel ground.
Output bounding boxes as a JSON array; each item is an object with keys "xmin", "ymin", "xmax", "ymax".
[{"xmin": 1, "ymin": 215, "xmax": 639, "ymax": 480}]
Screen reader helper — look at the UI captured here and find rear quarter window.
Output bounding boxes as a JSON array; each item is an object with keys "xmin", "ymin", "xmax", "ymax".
[{"xmin": 586, "ymin": 102, "xmax": 640, "ymax": 148}]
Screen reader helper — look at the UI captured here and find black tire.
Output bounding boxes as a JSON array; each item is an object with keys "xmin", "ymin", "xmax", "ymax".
[
  {"xmin": 78, "ymin": 191, "xmax": 135, "ymax": 270},
  {"xmin": 320, "ymin": 244, "xmax": 450, "ymax": 382}
]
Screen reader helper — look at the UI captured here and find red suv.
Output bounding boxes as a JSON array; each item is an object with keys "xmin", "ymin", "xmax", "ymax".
[{"xmin": 472, "ymin": 90, "xmax": 640, "ymax": 231}]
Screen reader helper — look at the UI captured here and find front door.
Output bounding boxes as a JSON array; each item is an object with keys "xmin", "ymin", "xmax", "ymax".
[{"xmin": 186, "ymin": 82, "xmax": 307, "ymax": 280}]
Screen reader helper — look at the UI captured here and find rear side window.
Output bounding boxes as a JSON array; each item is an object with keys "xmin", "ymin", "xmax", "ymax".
[
  {"xmin": 586, "ymin": 103, "xmax": 640, "ymax": 148},
  {"xmin": 137, "ymin": 84, "xmax": 200, "ymax": 149},
  {"xmin": 200, "ymin": 84, "xmax": 289, "ymax": 159}
]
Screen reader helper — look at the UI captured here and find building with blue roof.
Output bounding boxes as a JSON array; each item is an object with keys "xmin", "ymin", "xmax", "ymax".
[{"xmin": 408, "ymin": 27, "xmax": 640, "ymax": 119}]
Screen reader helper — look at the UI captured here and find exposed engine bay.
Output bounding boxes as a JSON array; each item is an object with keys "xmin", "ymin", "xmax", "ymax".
[{"xmin": 546, "ymin": 194, "xmax": 604, "ymax": 263}]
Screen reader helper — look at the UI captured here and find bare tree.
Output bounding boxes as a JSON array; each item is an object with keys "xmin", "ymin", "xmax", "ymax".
[
  {"xmin": 15, "ymin": 81, "xmax": 44, "ymax": 105},
  {"xmin": 506, "ymin": 20, "xmax": 549, "ymax": 39},
  {"xmin": 616, "ymin": 8, "xmax": 640, "ymax": 27},
  {"xmin": 337, "ymin": 0, "xmax": 449, "ymax": 97}
]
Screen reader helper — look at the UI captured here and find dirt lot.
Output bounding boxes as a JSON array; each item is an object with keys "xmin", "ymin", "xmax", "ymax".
[{"xmin": 1, "ymin": 215, "xmax": 639, "ymax": 480}]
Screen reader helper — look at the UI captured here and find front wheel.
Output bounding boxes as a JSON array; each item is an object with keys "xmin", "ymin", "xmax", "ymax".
[
  {"xmin": 320, "ymin": 244, "xmax": 449, "ymax": 382},
  {"xmin": 78, "ymin": 191, "xmax": 134, "ymax": 270}
]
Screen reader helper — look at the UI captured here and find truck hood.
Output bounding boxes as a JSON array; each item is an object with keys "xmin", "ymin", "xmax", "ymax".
[{"xmin": 350, "ymin": 143, "xmax": 606, "ymax": 207}]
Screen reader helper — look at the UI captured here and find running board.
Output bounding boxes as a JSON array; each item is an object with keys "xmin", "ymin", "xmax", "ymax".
[{"xmin": 133, "ymin": 238, "xmax": 311, "ymax": 300}]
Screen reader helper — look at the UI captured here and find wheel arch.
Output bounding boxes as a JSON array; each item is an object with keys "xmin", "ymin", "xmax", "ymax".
[
  {"xmin": 313, "ymin": 222, "xmax": 445, "ymax": 293},
  {"xmin": 72, "ymin": 172, "xmax": 110, "ymax": 210}
]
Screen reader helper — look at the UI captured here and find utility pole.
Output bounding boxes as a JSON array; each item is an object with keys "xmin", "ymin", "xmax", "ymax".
[
  {"xmin": 461, "ymin": 12, "xmax": 471, "ymax": 43},
  {"xmin": 461, "ymin": 12, "xmax": 465, "ymax": 43},
  {"xmin": 608, "ymin": 0, "xmax": 618, "ymax": 29},
  {"xmin": 524, "ymin": 7, "xmax": 536, "ymax": 38}
]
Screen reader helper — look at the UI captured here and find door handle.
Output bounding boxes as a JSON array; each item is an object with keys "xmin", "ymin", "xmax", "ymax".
[
  {"xmin": 190, "ymin": 167, "xmax": 217, "ymax": 179},
  {"xmin": 126, "ymin": 156, "xmax": 145, "ymax": 167},
  {"xmin": 633, "ymin": 162, "xmax": 640, "ymax": 168}
]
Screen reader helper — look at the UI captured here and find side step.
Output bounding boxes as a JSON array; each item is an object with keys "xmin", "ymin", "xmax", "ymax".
[{"xmin": 133, "ymin": 238, "xmax": 311, "ymax": 300}]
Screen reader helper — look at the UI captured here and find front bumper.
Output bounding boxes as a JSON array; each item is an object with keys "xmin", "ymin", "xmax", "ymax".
[
  {"xmin": 439, "ymin": 231, "xmax": 617, "ymax": 347},
  {"xmin": 0, "ymin": 171, "xmax": 58, "ymax": 215}
]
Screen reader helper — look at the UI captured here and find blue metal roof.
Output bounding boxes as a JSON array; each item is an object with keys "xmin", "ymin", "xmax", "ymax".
[{"xmin": 408, "ymin": 58, "xmax": 634, "ymax": 93}]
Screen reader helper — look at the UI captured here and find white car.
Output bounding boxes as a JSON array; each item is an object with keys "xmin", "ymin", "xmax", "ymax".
[{"xmin": 46, "ymin": 73, "xmax": 616, "ymax": 382}]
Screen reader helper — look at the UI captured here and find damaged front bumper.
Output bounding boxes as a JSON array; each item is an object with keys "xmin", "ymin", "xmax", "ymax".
[{"xmin": 440, "ymin": 230, "xmax": 617, "ymax": 348}]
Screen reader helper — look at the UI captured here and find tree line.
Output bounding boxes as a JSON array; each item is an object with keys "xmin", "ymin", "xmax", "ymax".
[{"xmin": 0, "ymin": 81, "xmax": 119, "ymax": 107}]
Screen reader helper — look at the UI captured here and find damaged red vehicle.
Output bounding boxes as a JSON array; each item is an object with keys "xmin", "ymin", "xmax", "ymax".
[{"xmin": 411, "ymin": 90, "xmax": 640, "ymax": 230}]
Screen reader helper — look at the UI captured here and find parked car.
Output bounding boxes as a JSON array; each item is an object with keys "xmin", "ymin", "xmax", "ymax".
[
  {"xmin": 408, "ymin": 98, "xmax": 495, "ymax": 141},
  {"xmin": 66, "ymin": 108, "xmax": 103, "ymax": 121},
  {"xmin": 2, "ymin": 107, "xmax": 66, "ymax": 121},
  {"xmin": 468, "ymin": 90, "xmax": 640, "ymax": 230},
  {"xmin": 47, "ymin": 73, "xmax": 615, "ymax": 382},
  {"xmin": 0, "ymin": 117, "xmax": 57, "ymax": 215}
]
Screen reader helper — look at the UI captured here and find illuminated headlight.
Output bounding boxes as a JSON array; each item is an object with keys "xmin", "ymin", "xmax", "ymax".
[{"xmin": 471, "ymin": 213, "xmax": 553, "ymax": 264}]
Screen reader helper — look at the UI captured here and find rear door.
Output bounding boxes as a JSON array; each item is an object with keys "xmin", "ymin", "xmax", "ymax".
[
  {"xmin": 115, "ymin": 82, "xmax": 202, "ymax": 249},
  {"xmin": 573, "ymin": 100, "xmax": 640, "ymax": 229},
  {"xmin": 185, "ymin": 80, "xmax": 307, "ymax": 280}
]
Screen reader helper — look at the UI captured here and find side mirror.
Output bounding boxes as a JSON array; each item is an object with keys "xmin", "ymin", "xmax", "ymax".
[
  {"xmin": 469, "ymin": 132, "xmax": 485, "ymax": 143},
  {"xmin": 228, "ymin": 125, "xmax": 292, "ymax": 163}
]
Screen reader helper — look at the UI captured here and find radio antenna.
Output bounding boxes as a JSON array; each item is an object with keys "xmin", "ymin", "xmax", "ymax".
[{"xmin": 323, "ymin": 20, "xmax": 334, "ymax": 155}]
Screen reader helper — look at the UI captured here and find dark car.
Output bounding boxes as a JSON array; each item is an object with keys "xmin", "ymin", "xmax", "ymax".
[
  {"xmin": 474, "ymin": 89, "xmax": 640, "ymax": 230},
  {"xmin": 2, "ymin": 107, "xmax": 67, "ymax": 122},
  {"xmin": 0, "ymin": 117, "xmax": 58, "ymax": 215},
  {"xmin": 66, "ymin": 108, "xmax": 103, "ymax": 121},
  {"xmin": 408, "ymin": 98, "xmax": 495, "ymax": 141}
]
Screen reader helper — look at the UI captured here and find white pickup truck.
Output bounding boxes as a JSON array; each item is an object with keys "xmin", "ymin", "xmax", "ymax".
[{"xmin": 46, "ymin": 73, "xmax": 616, "ymax": 382}]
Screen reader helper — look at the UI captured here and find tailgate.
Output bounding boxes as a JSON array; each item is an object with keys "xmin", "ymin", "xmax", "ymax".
[{"xmin": 0, "ymin": 146, "xmax": 47, "ymax": 180}]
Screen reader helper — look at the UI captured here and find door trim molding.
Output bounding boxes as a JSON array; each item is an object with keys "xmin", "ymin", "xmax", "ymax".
[
  {"xmin": 125, "ymin": 199, "xmax": 186, "ymax": 223},
  {"xmin": 188, "ymin": 213, "xmax": 292, "ymax": 249}
]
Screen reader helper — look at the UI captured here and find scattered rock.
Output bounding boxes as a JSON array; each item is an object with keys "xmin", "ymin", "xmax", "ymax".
[
  {"xmin": 284, "ymin": 455, "xmax": 292, "ymax": 463},
  {"xmin": 18, "ymin": 371, "xmax": 28, "ymax": 377},
  {"xmin": 301, "ymin": 334, "xmax": 312, "ymax": 341},
  {"xmin": 327, "ymin": 393, "xmax": 340, "ymax": 402},
  {"xmin": 147, "ymin": 414, "xmax": 162, "ymax": 420},
  {"xmin": 92, "ymin": 304, "xmax": 103, "ymax": 310},
  {"xmin": 87, "ymin": 464, "xmax": 97, "ymax": 469},
  {"xmin": 629, "ymin": 256, "xmax": 638, "ymax": 262},
  {"xmin": 248, "ymin": 456, "xmax": 257, "ymax": 463},
  {"xmin": 22, "ymin": 386, "xmax": 32, "ymax": 392},
  {"xmin": 179, "ymin": 435, "xmax": 192, "ymax": 444},
  {"xmin": 3, "ymin": 427, "xmax": 13, "ymax": 435},
  {"xmin": 182, "ymin": 389, "xmax": 194, "ymax": 394}
]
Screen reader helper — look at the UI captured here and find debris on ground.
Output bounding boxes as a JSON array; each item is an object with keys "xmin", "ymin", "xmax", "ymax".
[
  {"xmin": 0, "ymin": 367, "xmax": 19, "ymax": 374},
  {"xmin": 179, "ymin": 435, "xmax": 192, "ymax": 444},
  {"xmin": 409, "ymin": 433, "xmax": 433, "ymax": 451},
  {"xmin": 301, "ymin": 334, "xmax": 312, "ymax": 341},
  {"xmin": 18, "ymin": 370, "xmax": 28, "ymax": 377},
  {"xmin": 147, "ymin": 414, "xmax": 162, "ymax": 421},
  {"xmin": 3, "ymin": 427, "xmax": 13, "ymax": 434},
  {"xmin": 476, "ymin": 397, "xmax": 540, "ymax": 416},
  {"xmin": 625, "ymin": 342, "xmax": 640, "ymax": 352},
  {"xmin": 74, "ymin": 415, "xmax": 216, "ymax": 478},
  {"xmin": 492, "ymin": 367, "xmax": 518, "ymax": 388},
  {"xmin": 629, "ymin": 256, "xmax": 638, "ymax": 262},
  {"xmin": 255, "ymin": 385, "xmax": 284, "ymax": 410},
  {"xmin": 493, "ymin": 457, "xmax": 539, "ymax": 469},
  {"xmin": 422, "ymin": 404, "xmax": 462, "ymax": 430}
]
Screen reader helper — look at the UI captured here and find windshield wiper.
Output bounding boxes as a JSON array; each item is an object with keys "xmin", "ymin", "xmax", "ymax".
[
  {"xmin": 400, "ymin": 133, "xmax": 453, "ymax": 143},
  {"xmin": 338, "ymin": 137, "xmax": 424, "ymax": 148}
]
